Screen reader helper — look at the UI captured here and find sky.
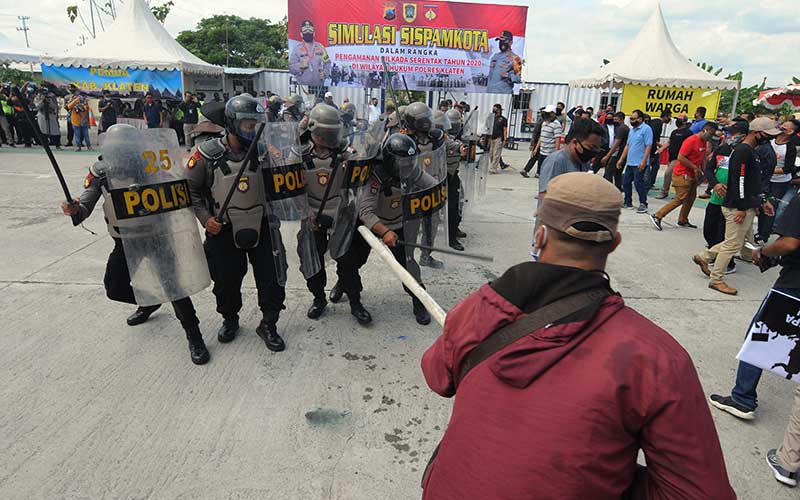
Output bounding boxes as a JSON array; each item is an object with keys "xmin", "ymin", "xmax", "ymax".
[{"xmin": 0, "ymin": 0, "xmax": 797, "ymax": 87}]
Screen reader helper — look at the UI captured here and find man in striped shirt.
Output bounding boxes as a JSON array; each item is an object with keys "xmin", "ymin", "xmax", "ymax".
[{"xmin": 522, "ymin": 104, "xmax": 562, "ymax": 178}]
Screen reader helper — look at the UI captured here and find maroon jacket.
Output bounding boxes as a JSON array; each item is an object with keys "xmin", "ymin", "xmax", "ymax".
[{"xmin": 421, "ymin": 263, "xmax": 735, "ymax": 500}]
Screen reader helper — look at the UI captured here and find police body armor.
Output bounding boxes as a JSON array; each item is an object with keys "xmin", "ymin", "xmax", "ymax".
[
  {"xmin": 303, "ymin": 146, "xmax": 343, "ymax": 222},
  {"xmin": 198, "ymin": 138, "xmax": 267, "ymax": 249},
  {"xmin": 376, "ymin": 179, "xmax": 404, "ymax": 230},
  {"xmin": 401, "ymin": 144, "xmax": 448, "ymax": 267},
  {"xmin": 100, "ymin": 126, "xmax": 210, "ymax": 306}
]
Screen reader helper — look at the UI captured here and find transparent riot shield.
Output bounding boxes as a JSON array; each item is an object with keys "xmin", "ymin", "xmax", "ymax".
[
  {"xmin": 260, "ymin": 121, "xmax": 321, "ymax": 285},
  {"xmin": 329, "ymin": 120, "xmax": 384, "ymax": 259},
  {"xmin": 402, "ymin": 145, "xmax": 449, "ymax": 274},
  {"xmin": 476, "ymin": 151, "xmax": 490, "ymax": 198},
  {"xmin": 101, "ymin": 127, "xmax": 210, "ymax": 306}
]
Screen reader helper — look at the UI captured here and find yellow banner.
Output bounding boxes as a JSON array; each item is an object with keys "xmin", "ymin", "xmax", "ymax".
[{"xmin": 620, "ymin": 84, "xmax": 721, "ymax": 119}]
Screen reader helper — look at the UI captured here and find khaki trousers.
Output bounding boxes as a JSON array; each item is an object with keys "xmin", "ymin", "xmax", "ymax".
[
  {"xmin": 655, "ymin": 174, "xmax": 696, "ymax": 223},
  {"xmin": 698, "ymin": 207, "xmax": 757, "ymax": 284},
  {"xmin": 778, "ymin": 385, "xmax": 800, "ymax": 472},
  {"xmin": 490, "ymin": 137, "xmax": 503, "ymax": 172}
]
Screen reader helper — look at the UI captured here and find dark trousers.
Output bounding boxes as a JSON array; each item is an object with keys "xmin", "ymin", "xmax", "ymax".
[
  {"xmin": 523, "ymin": 152, "xmax": 547, "ymax": 174},
  {"xmin": 645, "ymin": 154, "xmax": 661, "ymax": 188},
  {"xmin": 15, "ymin": 118, "xmax": 33, "ymax": 146},
  {"xmin": 386, "ymin": 226, "xmax": 425, "ymax": 305},
  {"xmin": 104, "ymin": 237, "xmax": 199, "ymax": 329},
  {"xmin": 758, "ymin": 181, "xmax": 790, "ymax": 241},
  {"xmin": 623, "ymin": 165, "xmax": 648, "ymax": 206},
  {"xmin": 306, "ymin": 224, "xmax": 371, "ymax": 299},
  {"xmin": 603, "ymin": 157, "xmax": 623, "ymax": 190},
  {"xmin": 48, "ymin": 134, "xmax": 61, "ymax": 147},
  {"xmin": 173, "ymin": 120, "xmax": 185, "ymax": 145},
  {"xmin": 204, "ymin": 221, "xmax": 286, "ymax": 319},
  {"xmin": 447, "ymin": 173, "xmax": 462, "ymax": 238},
  {"xmin": 66, "ymin": 121, "xmax": 74, "ymax": 145}
]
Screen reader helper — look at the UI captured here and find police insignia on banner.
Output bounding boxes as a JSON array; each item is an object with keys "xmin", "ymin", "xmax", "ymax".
[
  {"xmin": 403, "ymin": 2, "xmax": 417, "ymax": 22},
  {"xmin": 384, "ymin": 1, "xmax": 396, "ymax": 20}
]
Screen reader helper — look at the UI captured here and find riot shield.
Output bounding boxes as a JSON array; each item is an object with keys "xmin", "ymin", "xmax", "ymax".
[
  {"xmin": 101, "ymin": 127, "xmax": 210, "ymax": 306},
  {"xmin": 260, "ymin": 121, "xmax": 321, "ymax": 285},
  {"xmin": 329, "ymin": 120, "xmax": 384, "ymax": 259},
  {"xmin": 402, "ymin": 145, "xmax": 449, "ymax": 274},
  {"xmin": 476, "ymin": 151, "xmax": 490, "ymax": 198}
]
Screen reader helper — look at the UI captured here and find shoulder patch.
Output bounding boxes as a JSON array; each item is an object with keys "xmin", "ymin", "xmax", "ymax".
[
  {"xmin": 84, "ymin": 171, "xmax": 95, "ymax": 188},
  {"xmin": 187, "ymin": 149, "xmax": 202, "ymax": 169}
]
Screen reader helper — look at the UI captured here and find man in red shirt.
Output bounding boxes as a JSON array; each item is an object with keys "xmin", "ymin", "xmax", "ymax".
[
  {"xmin": 649, "ymin": 121, "xmax": 718, "ymax": 230},
  {"xmin": 420, "ymin": 173, "xmax": 734, "ymax": 500}
]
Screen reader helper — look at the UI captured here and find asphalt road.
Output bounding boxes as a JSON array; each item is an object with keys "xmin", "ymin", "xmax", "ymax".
[{"xmin": 0, "ymin": 145, "xmax": 796, "ymax": 499}]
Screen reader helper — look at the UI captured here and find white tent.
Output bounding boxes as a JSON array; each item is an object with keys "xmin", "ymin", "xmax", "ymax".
[
  {"xmin": 0, "ymin": 33, "xmax": 41, "ymax": 65},
  {"xmin": 569, "ymin": 4, "xmax": 738, "ymax": 91},
  {"xmin": 41, "ymin": 0, "xmax": 221, "ymax": 76}
]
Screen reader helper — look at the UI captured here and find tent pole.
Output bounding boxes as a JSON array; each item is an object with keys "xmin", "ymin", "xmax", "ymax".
[{"xmin": 731, "ymin": 83, "xmax": 741, "ymax": 116}]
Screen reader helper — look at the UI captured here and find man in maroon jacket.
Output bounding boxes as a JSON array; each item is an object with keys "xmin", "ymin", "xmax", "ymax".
[{"xmin": 421, "ymin": 172, "xmax": 735, "ymax": 500}]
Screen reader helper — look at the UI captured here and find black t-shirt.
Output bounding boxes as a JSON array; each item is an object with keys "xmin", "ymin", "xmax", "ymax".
[
  {"xmin": 98, "ymin": 98, "xmax": 117, "ymax": 125},
  {"xmin": 492, "ymin": 114, "xmax": 508, "ymax": 139},
  {"xmin": 612, "ymin": 124, "xmax": 629, "ymax": 156},
  {"xmin": 723, "ymin": 142, "xmax": 761, "ymax": 210},
  {"xmin": 180, "ymin": 101, "xmax": 199, "ymax": 124},
  {"xmin": 668, "ymin": 127, "xmax": 693, "ymax": 161},
  {"xmin": 774, "ymin": 195, "xmax": 800, "ymax": 290},
  {"xmin": 648, "ymin": 119, "xmax": 663, "ymax": 153}
]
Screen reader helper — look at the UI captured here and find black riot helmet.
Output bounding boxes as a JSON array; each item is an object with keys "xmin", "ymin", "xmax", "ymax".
[
  {"xmin": 402, "ymin": 101, "xmax": 433, "ymax": 133},
  {"xmin": 446, "ymin": 109, "xmax": 462, "ymax": 136},
  {"xmin": 267, "ymin": 95, "xmax": 283, "ymax": 114},
  {"xmin": 307, "ymin": 104, "xmax": 343, "ymax": 149},
  {"xmin": 380, "ymin": 133, "xmax": 419, "ymax": 180},
  {"xmin": 340, "ymin": 102, "xmax": 356, "ymax": 124},
  {"xmin": 432, "ymin": 110, "xmax": 452, "ymax": 132},
  {"xmin": 224, "ymin": 94, "xmax": 264, "ymax": 147}
]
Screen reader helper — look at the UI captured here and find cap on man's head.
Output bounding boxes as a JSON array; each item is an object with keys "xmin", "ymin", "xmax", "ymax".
[
  {"xmin": 749, "ymin": 117, "xmax": 782, "ymax": 136},
  {"xmin": 324, "ymin": 91, "xmax": 333, "ymax": 98},
  {"xmin": 543, "ymin": 104, "xmax": 557, "ymax": 113},
  {"xmin": 539, "ymin": 173, "xmax": 623, "ymax": 243},
  {"xmin": 301, "ymin": 20, "xmax": 315, "ymax": 33},
  {"xmin": 495, "ymin": 31, "xmax": 513, "ymax": 43}
]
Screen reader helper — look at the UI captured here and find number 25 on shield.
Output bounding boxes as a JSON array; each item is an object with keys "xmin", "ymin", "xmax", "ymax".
[{"xmin": 142, "ymin": 149, "xmax": 172, "ymax": 173}]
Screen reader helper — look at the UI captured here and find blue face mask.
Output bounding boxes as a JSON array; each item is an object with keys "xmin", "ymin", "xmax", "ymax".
[{"xmin": 238, "ymin": 128, "xmax": 257, "ymax": 147}]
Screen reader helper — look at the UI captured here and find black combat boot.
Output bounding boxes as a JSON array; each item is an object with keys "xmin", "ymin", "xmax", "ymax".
[
  {"xmin": 329, "ymin": 281, "xmax": 344, "ymax": 303},
  {"xmin": 307, "ymin": 295, "xmax": 328, "ymax": 319},
  {"xmin": 127, "ymin": 304, "xmax": 161, "ymax": 326},
  {"xmin": 349, "ymin": 293, "xmax": 372, "ymax": 326},
  {"xmin": 419, "ymin": 252, "xmax": 444, "ymax": 269},
  {"xmin": 216, "ymin": 315, "xmax": 239, "ymax": 343},
  {"xmin": 413, "ymin": 298, "xmax": 431, "ymax": 326},
  {"xmin": 256, "ymin": 311, "xmax": 286, "ymax": 352},
  {"xmin": 185, "ymin": 326, "xmax": 210, "ymax": 365}
]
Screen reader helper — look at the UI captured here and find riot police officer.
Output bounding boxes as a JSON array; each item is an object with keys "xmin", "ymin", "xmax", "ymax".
[
  {"xmin": 265, "ymin": 95, "xmax": 283, "ymax": 122},
  {"xmin": 185, "ymin": 95, "xmax": 287, "ymax": 352},
  {"xmin": 443, "ymin": 108, "xmax": 466, "ymax": 251},
  {"xmin": 60, "ymin": 125, "xmax": 210, "ymax": 365},
  {"xmin": 282, "ymin": 95, "xmax": 305, "ymax": 122},
  {"xmin": 300, "ymin": 104, "xmax": 372, "ymax": 324},
  {"xmin": 359, "ymin": 133, "xmax": 432, "ymax": 325},
  {"xmin": 339, "ymin": 102, "xmax": 357, "ymax": 139}
]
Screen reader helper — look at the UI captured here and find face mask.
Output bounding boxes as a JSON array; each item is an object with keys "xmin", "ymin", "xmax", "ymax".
[
  {"xmin": 499, "ymin": 42, "xmax": 510, "ymax": 51},
  {"xmin": 237, "ymin": 129, "xmax": 257, "ymax": 147},
  {"xmin": 576, "ymin": 143, "xmax": 597, "ymax": 163},
  {"xmin": 302, "ymin": 33, "xmax": 314, "ymax": 43},
  {"xmin": 756, "ymin": 134, "xmax": 771, "ymax": 146}
]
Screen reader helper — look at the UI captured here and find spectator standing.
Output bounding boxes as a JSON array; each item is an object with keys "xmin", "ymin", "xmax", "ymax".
[
  {"xmin": 64, "ymin": 84, "xmax": 79, "ymax": 147},
  {"xmin": 488, "ymin": 103, "xmax": 507, "ymax": 174},
  {"xmin": 757, "ymin": 119, "xmax": 800, "ymax": 240},
  {"xmin": 420, "ymin": 172, "xmax": 735, "ymax": 500},
  {"xmin": 774, "ymin": 120, "xmax": 800, "ymax": 226},
  {"xmin": 555, "ymin": 101, "xmax": 566, "ymax": 130},
  {"xmin": 645, "ymin": 110, "xmax": 672, "ymax": 190},
  {"xmin": 520, "ymin": 108, "xmax": 545, "ymax": 177},
  {"xmin": 522, "ymin": 105, "xmax": 559, "ymax": 178},
  {"xmin": 656, "ymin": 116, "xmax": 693, "ymax": 199},
  {"xmin": 323, "ymin": 92, "xmax": 338, "ymax": 109},
  {"xmin": 34, "ymin": 87, "xmax": 61, "ymax": 149},
  {"xmin": 142, "ymin": 93, "xmax": 163, "ymax": 129},
  {"xmin": 368, "ymin": 97, "xmax": 381, "ymax": 123},
  {"xmin": 649, "ymin": 122, "xmax": 717, "ymax": 230},
  {"xmin": 689, "ymin": 106, "xmax": 708, "ymax": 134},
  {"xmin": 97, "ymin": 90, "xmax": 117, "ymax": 135},
  {"xmin": 67, "ymin": 92, "xmax": 92, "ymax": 151},
  {"xmin": 693, "ymin": 118, "xmax": 782, "ymax": 295},
  {"xmin": 617, "ymin": 109, "xmax": 652, "ymax": 212},
  {"xmin": 0, "ymin": 88, "xmax": 16, "ymax": 147},
  {"xmin": 181, "ymin": 92, "xmax": 200, "ymax": 151},
  {"xmin": 601, "ymin": 112, "xmax": 629, "ymax": 190}
]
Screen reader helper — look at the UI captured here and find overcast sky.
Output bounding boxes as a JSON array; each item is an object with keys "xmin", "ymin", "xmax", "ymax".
[{"xmin": 0, "ymin": 0, "xmax": 796, "ymax": 87}]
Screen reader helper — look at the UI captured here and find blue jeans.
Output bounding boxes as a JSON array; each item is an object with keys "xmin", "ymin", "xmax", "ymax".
[
  {"xmin": 623, "ymin": 165, "xmax": 648, "ymax": 206},
  {"xmin": 73, "ymin": 125, "xmax": 90, "ymax": 147},
  {"xmin": 732, "ymin": 288, "xmax": 800, "ymax": 410}
]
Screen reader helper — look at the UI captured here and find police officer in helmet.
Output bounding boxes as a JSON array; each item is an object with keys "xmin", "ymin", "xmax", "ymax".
[
  {"xmin": 300, "ymin": 103, "xmax": 373, "ymax": 324},
  {"xmin": 186, "ymin": 94, "xmax": 287, "ymax": 352},
  {"xmin": 266, "ymin": 95, "xmax": 283, "ymax": 122}
]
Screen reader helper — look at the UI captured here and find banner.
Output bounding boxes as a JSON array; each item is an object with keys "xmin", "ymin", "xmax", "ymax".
[
  {"xmin": 737, "ymin": 289, "xmax": 800, "ymax": 382},
  {"xmin": 41, "ymin": 65, "xmax": 182, "ymax": 98},
  {"xmin": 287, "ymin": 0, "xmax": 528, "ymax": 94},
  {"xmin": 620, "ymin": 84, "xmax": 720, "ymax": 119}
]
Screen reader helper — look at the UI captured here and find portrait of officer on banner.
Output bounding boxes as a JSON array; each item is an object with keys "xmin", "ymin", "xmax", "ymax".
[
  {"xmin": 289, "ymin": 19, "xmax": 332, "ymax": 88},
  {"xmin": 487, "ymin": 30, "xmax": 522, "ymax": 93}
]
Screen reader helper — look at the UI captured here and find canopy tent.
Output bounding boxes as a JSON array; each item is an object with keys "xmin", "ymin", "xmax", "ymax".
[
  {"xmin": 0, "ymin": 33, "xmax": 41, "ymax": 65},
  {"xmin": 569, "ymin": 4, "xmax": 738, "ymax": 91},
  {"xmin": 41, "ymin": 0, "xmax": 220, "ymax": 76},
  {"xmin": 754, "ymin": 85, "xmax": 800, "ymax": 110}
]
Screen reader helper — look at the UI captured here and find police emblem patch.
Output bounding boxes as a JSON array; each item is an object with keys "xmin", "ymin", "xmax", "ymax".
[
  {"xmin": 384, "ymin": 1, "xmax": 396, "ymax": 20},
  {"xmin": 187, "ymin": 150, "xmax": 201, "ymax": 169},
  {"xmin": 318, "ymin": 172, "xmax": 329, "ymax": 185},
  {"xmin": 84, "ymin": 171, "xmax": 95, "ymax": 188},
  {"xmin": 237, "ymin": 176, "xmax": 250, "ymax": 193},
  {"xmin": 423, "ymin": 157, "xmax": 432, "ymax": 167},
  {"xmin": 390, "ymin": 198, "xmax": 400, "ymax": 209},
  {"xmin": 403, "ymin": 3, "xmax": 417, "ymax": 22}
]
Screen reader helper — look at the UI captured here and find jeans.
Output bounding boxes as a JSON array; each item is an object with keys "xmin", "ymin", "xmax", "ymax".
[
  {"xmin": 732, "ymin": 288, "xmax": 800, "ymax": 411},
  {"xmin": 73, "ymin": 124, "xmax": 90, "ymax": 147},
  {"xmin": 623, "ymin": 165, "xmax": 648, "ymax": 206},
  {"xmin": 646, "ymin": 155, "xmax": 660, "ymax": 188}
]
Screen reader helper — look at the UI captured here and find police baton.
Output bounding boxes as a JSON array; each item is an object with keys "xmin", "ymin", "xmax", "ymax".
[
  {"xmin": 398, "ymin": 240, "xmax": 494, "ymax": 262},
  {"xmin": 215, "ymin": 122, "xmax": 266, "ymax": 223},
  {"xmin": 12, "ymin": 86, "xmax": 80, "ymax": 226},
  {"xmin": 380, "ymin": 56, "xmax": 405, "ymax": 126}
]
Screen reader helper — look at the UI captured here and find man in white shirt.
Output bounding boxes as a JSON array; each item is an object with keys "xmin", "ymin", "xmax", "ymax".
[{"xmin": 368, "ymin": 98, "xmax": 381, "ymax": 123}]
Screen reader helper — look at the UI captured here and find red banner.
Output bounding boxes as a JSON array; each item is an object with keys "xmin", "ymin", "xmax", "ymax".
[{"xmin": 287, "ymin": 0, "xmax": 528, "ymax": 94}]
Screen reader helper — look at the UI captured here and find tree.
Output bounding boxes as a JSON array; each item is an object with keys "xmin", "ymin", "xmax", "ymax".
[
  {"xmin": 0, "ymin": 67, "xmax": 40, "ymax": 85},
  {"xmin": 150, "ymin": 1, "xmax": 173, "ymax": 24},
  {"xmin": 177, "ymin": 16, "xmax": 288, "ymax": 68}
]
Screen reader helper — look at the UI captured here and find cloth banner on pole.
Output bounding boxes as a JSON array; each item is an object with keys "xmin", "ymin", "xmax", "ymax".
[
  {"xmin": 620, "ymin": 84, "xmax": 721, "ymax": 119},
  {"xmin": 287, "ymin": 0, "xmax": 528, "ymax": 94},
  {"xmin": 737, "ymin": 289, "xmax": 800, "ymax": 382}
]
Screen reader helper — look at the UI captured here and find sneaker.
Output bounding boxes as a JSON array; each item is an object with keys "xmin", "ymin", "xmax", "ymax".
[
  {"xmin": 623, "ymin": 203, "xmax": 634, "ymax": 210},
  {"xmin": 678, "ymin": 221, "xmax": 698, "ymax": 229},
  {"xmin": 698, "ymin": 192, "xmax": 711, "ymax": 199},
  {"xmin": 636, "ymin": 204, "xmax": 648, "ymax": 214},
  {"xmin": 692, "ymin": 255, "xmax": 711, "ymax": 276},
  {"xmin": 709, "ymin": 394, "xmax": 755, "ymax": 420},
  {"xmin": 709, "ymin": 281, "xmax": 738, "ymax": 296},
  {"xmin": 767, "ymin": 449, "xmax": 798, "ymax": 487},
  {"xmin": 649, "ymin": 214, "xmax": 662, "ymax": 231},
  {"xmin": 655, "ymin": 193, "xmax": 668, "ymax": 199},
  {"xmin": 534, "ymin": 173, "xmax": 540, "ymax": 178},
  {"xmin": 520, "ymin": 171, "xmax": 529, "ymax": 178},
  {"xmin": 725, "ymin": 263, "xmax": 737, "ymax": 275}
]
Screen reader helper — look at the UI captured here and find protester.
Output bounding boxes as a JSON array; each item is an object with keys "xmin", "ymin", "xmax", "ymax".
[
  {"xmin": 521, "ymin": 105, "xmax": 559, "ymax": 178},
  {"xmin": 34, "ymin": 87, "xmax": 60, "ymax": 149},
  {"xmin": 180, "ymin": 92, "xmax": 200, "ymax": 151},
  {"xmin": 645, "ymin": 110, "xmax": 672, "ymax": 190},
  {"xmin": 368, "ymin": 97, "xmax": 381, "ymax": 123},
  {"xmin": 323, "ymin": 91, "xmax": 338, "ymax": 109},
  {"xmin": 617, "ymin": 109, "xmax": 652, "ymax": 212},
  {"xmin": 97, "ymin": 90, "xmax": 117, "ymax": 135},
  {"xmin": 756, "ymin": 119, "xmax": 800, "ymax": 241},
  {"xmin": 601, "ymin": 111, "xmax": 629, "ymax": 190},
  {"xmin": 488, "ymin": 103, "xmax": 507, "ymax": 174},
  {"xmin": 649, "ymin": 122, "xmax": 717, "ymax": 230},
  {"xmin": 420, "ymin": 172, "xmax": 735, "ymax": 499},
  {"xmin": 656, "ymin": 116, "xmax": 692, "ymax": 199},
  {"xmin": 142, "ymin": 93, "xmax": 163, "ymax": 129},
  {"xmin": 67, "ymin": 91, "xmax": 91, "ymax": 151},
  {"xmin": 520, "ymin": 108, "xmax": 545, "ymax": 177},
  {"xmin": 689, "ymin": 106, "xmax": 708, "ymax": 134},
  {"xmin": 693, "ymin": 118, "xmax": 782, "ymax": 295}
]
